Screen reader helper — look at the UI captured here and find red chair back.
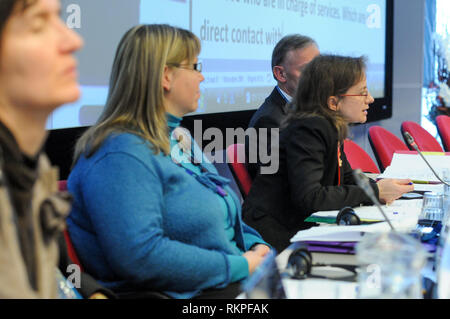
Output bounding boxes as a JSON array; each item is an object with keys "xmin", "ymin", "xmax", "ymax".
[
  {"xmin": 58, "ymin": 180, "xmax": 84, "ymax": 272},
  {"xmin": 368, "ymin": 126, "xmax": 409, "ymax": 172},
  {"xmin": 63, "ymin": 230, "xmax": 84, "ymax": 272},
  {"xmin": 226, "ymin": 144, "xmax": 252, "ymax": 198},
  {"xmin": 58, "ymin": 180, "xmax": 68, "ymax": 192},
  {"xmin": 343, "ymin": 139, "xmax": 380, "ymax": 173},
  {"xmin": 401, "ymin": 121, "xmax": 443, "ymax": 152},
  {"xmin": 436, "ymin": 115, "xmax": 450, "ymax": 152}
]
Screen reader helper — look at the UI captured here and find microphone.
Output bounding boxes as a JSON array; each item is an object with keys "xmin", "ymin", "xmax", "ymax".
[
  {"xmin": 403, "ymin": 131, "xmax": 450, "ymax": 187},
  {"xmin": 353, "ymin": 169, "xmax": 396, "ymax": 231}
]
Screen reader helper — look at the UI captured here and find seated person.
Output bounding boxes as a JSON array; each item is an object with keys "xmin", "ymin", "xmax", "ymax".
[
  {"xmin": 243, "ymin": 55, "xmax": 413, "ymax": 252},
  {"xmin": 0, "ymin": 0, "xmax": 114, "ymax": 299},
  {"xmin": 245, "ymin": 34, "xmax": 319, "ymax": 179},
  {"xmin": 0, "ymin": 0, "xmax": 76, "ymax": 298},
  {"xmin": 67, "ymin": 24, "xmax": 270, "ymax": 299}
]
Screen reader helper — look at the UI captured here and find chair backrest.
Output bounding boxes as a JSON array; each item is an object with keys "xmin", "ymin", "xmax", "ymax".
[
  {"xmin": 436, "ymin": 115, "xmax": 450, "ymax": 152},
  {"xmin": 226, "ymin": 144, "xmax": 252, "ymax": 198},
  {"xmin": 63, "ymin": 230, "xmax": 84, "ymax": 272},
  {"xmin": 58, "ymin": 180, "xmax": 84, "ymax": 272},
  {"xmin": 368, "ymin": 126, "xmax": 409, "ymax": 172},
  {"xmin": 58, "ymin": 180, "xmax": 68, "ymax": 192},
  {"xmin": 401, "ymin": 121, "xmax": 444, "ymax": 152},
  {"xmin": 343, "ymin": 139, "xmax": 380, "ymax": 174}
]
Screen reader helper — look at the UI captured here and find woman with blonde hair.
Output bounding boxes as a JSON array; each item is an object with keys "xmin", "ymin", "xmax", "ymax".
[{"xmin": 67, "ymin": 24, "xmax": 270, "ymax": 299}]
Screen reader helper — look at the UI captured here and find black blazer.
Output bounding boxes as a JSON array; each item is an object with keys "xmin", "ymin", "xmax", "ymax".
[
  {"xmin": 245, "ymin": 87, "xmax": 289, "ymax": 179},
  {"xmin": 242, "ymin": 115, "xmax": 379, "ymax": 252}
]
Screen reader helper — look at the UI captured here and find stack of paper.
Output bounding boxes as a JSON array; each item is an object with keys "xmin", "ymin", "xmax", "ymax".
[
  {"xmin": 309, "ymin": 199, "xmax": 422, "ymax": 225},
  {"xmin": 290, "ymin": 222, "xmax": 397, "ymax": 243},
  {"xmin": 282, "ymin": 278, "xmax": 357, "ymax": 299},
  {"xmin": 379, "ymin": 152, "xmax": 450, "ymax": 183},
  {"xmin": 292, "ymin": 199, "xmax": 422, "ymax": 243}
]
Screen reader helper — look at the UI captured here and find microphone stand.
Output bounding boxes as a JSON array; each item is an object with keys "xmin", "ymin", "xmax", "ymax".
[
  {"xmin": 403, "ymin": 131, "xmax": 450, "ymax": 187},
  {"xmin": 353, "ymin": 169, "xmax": 396, "ymax": 232}
]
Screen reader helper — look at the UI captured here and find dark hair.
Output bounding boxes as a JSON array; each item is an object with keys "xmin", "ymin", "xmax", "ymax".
[
  {"xmin": 290, "ymin": 54, "xmax": 367, "ymax": 141},
  {"xmin": 271, "ymin": 34, "xmax": 317, "ymax": 71},
  {"xmin": 0, "ymin": 0, "xmax": 36, "ymax": 42}
]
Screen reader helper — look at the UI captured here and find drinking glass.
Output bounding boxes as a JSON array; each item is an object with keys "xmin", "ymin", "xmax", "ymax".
[
  {"xmin": 356, "ymin": 232, "xmax": 427, "ymax": 299},
  {"xmin": 443, "ymin": 169, "xmax": 450, "ymax": 223},
  {"xmin": 418, "ymin": 192, "xmax": 444, "ymax": 224}
]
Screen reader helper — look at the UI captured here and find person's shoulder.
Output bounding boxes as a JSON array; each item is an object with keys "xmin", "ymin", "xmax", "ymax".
[
  {"xmin": 249, "ymin": 88, "xmax": 285, "ymax": 127},
  {"xmin": 282, "ymin": 115, "xmax": 336, "ymax": 144},
  {"xmin": 287, "ymin": 114, "xmax": 330, "ymax": 130},
  {"xmin": 71, "ymin": 132, "xmax": 165, "ymax": 181},
  {"xmin": 102, "ymin": 132, "xmax": 154, "ymax": 153},
  {"xmin": 250, "ymin": 105, "xmax": 287, "ymax": 129},
  {"xmin": 81, "ymin": 132, "xmax": 159, "ymax": 167}
]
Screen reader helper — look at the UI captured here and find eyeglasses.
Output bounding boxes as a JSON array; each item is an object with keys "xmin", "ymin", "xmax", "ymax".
[
  {"xmin": 167, "ymin": 62, "xmax": 202, "ymax": 73},
  {"xmin": 339, "ymin": 93, "xmax": 370, "ymax": 97}
]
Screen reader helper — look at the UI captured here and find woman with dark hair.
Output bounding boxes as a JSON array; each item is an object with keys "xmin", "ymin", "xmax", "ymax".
[
  {"xmin": 243, "ymin": 55, "xmax": 413, "ymax": 252},
  {"xmin": 0, "ymin": 0, "xmax": 115, "ymax": 299},
  {"xmin": 67, "ymin": 24, "xmax": 270, "ymax": 299},
  {"xmin": 0, "ymin": 0, "xmax": 84, "ymax": 298}
]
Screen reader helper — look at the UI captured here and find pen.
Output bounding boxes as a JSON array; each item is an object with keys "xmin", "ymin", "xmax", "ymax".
[{"xmin": 411, "ymin": 180, "xmax": 442, "ymax": 185}]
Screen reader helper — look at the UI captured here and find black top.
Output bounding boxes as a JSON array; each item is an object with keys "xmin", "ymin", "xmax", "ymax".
[
  {"xmin": 242, "ymin": 115, "xmax": 379, "ymax": 252},
  {"xmin": 0, "ymin": 121, "xmax": 39, "ymax": 290},
  {"xmin": 245, "ymin": 87, "xmax": 289, "ymax": 179}
]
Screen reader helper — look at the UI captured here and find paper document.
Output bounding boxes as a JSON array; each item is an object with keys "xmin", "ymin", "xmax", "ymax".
[
  {"xmin": 282, "ymin": 278, "xmax": 357, "ymax": 299},
  {"xmin": 378, "ymin": 152, "xmax": 450, "ymax": 182},
  {"xmin": 292, "ymin": 200, "xmax": 422, "ymax": 243},
  {"xmin": 290, "ymin": 222, "xmax": 395, "ymax": 242},
  {"xmin": 412, "ymin": 184, "xmax": 445, "ymax": 193},
  {"xmin": 311, "ymin": 199, "xmax": 422, "ymax": 224}
]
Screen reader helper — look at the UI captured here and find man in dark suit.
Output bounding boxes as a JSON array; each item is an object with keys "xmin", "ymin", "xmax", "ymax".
[{"xmin": 245, "ymin": 35, "xmax": 320, "ymax": 179}]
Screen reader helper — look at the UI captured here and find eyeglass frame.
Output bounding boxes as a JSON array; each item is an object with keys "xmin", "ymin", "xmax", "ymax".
[
  {"xmin": 167, "ymin": 62, "xmax": 202, "ymax": 73},
  {"xmin": 339, "ymin": 93, "xmax": 370, "ymax": 97}
]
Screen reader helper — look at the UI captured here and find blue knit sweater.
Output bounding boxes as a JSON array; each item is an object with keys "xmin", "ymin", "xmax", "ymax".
[{"xmin": 67, "ymin": 115, "xmax": 268, "ymax": 298}]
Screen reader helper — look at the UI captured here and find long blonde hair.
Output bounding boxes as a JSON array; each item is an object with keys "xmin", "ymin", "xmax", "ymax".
[{"xmin": 73, "ymin": 24, "xmax": 201, "ymax": 164}]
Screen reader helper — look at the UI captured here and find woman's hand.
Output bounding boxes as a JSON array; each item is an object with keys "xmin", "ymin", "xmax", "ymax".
[
  {"xmin": 251, "ymin": 244, "xmax": 271, "ymax": 257},
  {"xmin": 243, "ymin": 244, "xmax": 271, "ymax": 274},
  {"xmin": 243, "ymin": 250, "xmax": 265, "ymax": 274},
  {"xmin": 376, "ymin": 178, "xmax": 414, "ymax": 204}
]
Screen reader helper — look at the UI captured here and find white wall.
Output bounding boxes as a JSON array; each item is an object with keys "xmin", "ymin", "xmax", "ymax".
[{"xmin": 350, "ymin": 0, "xmax": 425, "ymax": 163}]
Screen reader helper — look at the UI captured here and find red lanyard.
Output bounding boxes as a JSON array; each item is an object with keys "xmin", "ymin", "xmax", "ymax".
[{"xmin": 337, "ymin": 141, "xmax": 342, "ymax": 186}]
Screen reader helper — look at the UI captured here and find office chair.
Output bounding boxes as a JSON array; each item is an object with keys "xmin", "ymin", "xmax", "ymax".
[
  {"xmin": 400, "ymin": 121, "xmax": 444, "ymax": 152},
  {"xmin": 343, "ymin": 139, "xmax": 380, "ymax": 174},
  {"xmin": 58, "ymin": 180, "xmax": 84, "ymax": 271},
  {"xmin": 368, "ymin": 126, "xmax": 409, "ymax": 172},
  {"xmin": 436, "ymin": 115, "xmax": 450, "ymax": 152},
  {"xmin": 226, "ymin": 143, "xmax": 252, "ymax": 198},
  {"xmin": 58, "ymin": 180, "xmax": 68, "ymax": 192},
  {"xmin": 63, "ymin": 230, "xmax": 84, "ymax": 272}
]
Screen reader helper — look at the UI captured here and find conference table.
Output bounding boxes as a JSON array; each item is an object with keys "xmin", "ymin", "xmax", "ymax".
[
  {"xmin": 273, "ymin": 193, "xmax": 440, "ymax": 299},
  {"xmin": 238, "ymin": 150, "xmax": 450, "ymax": 299},
  {"xmin": 241, "ymin": 170, "xmax": 447, "ymax": 299}
]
